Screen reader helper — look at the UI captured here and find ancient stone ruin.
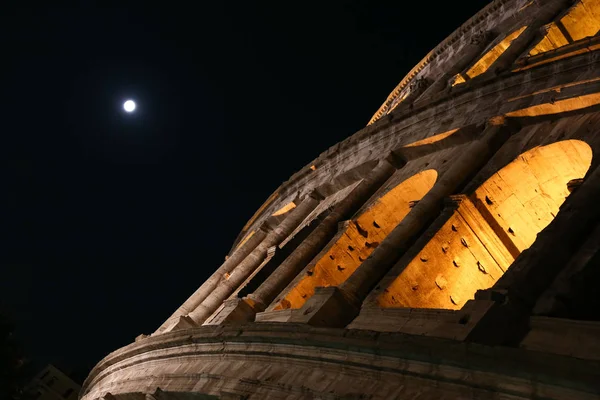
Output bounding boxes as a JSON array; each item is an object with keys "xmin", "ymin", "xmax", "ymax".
[{"xmin": 82, "ymin": 0, "xmax": 600, "ymax": 398}]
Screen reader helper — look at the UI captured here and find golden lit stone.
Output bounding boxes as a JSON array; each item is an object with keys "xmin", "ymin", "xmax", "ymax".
[
  {"xmin": 506, "ymin": 93, "xmax": 600, "ymax": 117},
  {"xmin": 530, "ymin": 0, "xmax": 600, "ymax": 56},
  {"xmin": 450, "ymin": 26, "xmax": 527, "ymax": 88},
  {"xmin": 451, "ymin": 74, "xmax": 466, "ymax": 87},
  {"xmin": 465, "ymin": 26, "xmax": 528, "ymax": 79},
  {"xmin": 275, "ymin": 169, "xmax": 438, "ymax": 310},
  {"xmin": 272, "ymin": 202, "xmax": 297, "ymax": 216},
  {"xmin": 403, "ymin": 129, "xmax": 459, "ymax": 148},
  {"xmin": 474, "ymin": 140, "xmax": 592, "ymax": 252},
  {"xmin": 378, "ymin": 140, "xmax": 592, "ymax": 310}
]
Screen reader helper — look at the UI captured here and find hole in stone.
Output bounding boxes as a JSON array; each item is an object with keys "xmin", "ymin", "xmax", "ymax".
[
  {"xmin": 329, "ymin": 255, "xmax": 335, "ymax": 260},
  {"xmin": 459, "ymin": 314, "xmax": 470, "ymax": 324},
  {"xmin": 355, "ymin": 221, "xmax": 369, "ymax": 238},
  {"xmin": 348, "ymin": 245, "xmax": 355, "ymax": 251},
  {"xmin": 435, "ymin": 275, "xmax": 447, "ymax": 290},
  {"xmin": 485, "ymin": 195, "xmax": 493, "ymax": 205},
  {"xmin": 373, "ymin": 221, "xmax": 381, "ymax": 229},
  {"xmin": 477, "ymin": 261, "xmax": 487, "ymax": 274}
]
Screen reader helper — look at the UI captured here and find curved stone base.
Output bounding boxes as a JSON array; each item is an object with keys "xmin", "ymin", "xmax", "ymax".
[{"xmin": 82, "ymin": 323, "xmax": 599, "ymax": 400}]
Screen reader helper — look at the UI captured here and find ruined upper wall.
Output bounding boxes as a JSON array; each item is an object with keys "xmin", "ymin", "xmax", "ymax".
[
  {"xmin": 368, "ymin": 0, "xmax": 556, "ymax": 124},
  {"xmin": 229, "ymin": 0, "xmax": 595, "ymax": 252}
]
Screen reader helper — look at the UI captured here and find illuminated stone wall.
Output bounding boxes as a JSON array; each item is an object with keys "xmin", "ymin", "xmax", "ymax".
[{"xmin": 82, "ymin": 1, "xmax": 600, "ymax": 399}]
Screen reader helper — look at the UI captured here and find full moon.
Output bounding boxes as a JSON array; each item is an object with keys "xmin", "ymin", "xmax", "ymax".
[{"xmin": 123, "ymin": 100, "xmax": 136, "ymax": 113}]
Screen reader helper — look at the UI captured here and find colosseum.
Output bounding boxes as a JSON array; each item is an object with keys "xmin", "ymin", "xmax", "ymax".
[{"xmin": 82, "ymin": 0, "xmax": 600, "ymax": 398}]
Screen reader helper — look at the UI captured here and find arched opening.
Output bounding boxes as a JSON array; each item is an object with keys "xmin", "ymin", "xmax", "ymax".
[
  {"xmin": 530, "ymin": 0, "xmax": 600, "ymax": 56},
  {"xmin": 452, "ymin": 26, "xmax": 528, "ymax": 86},
  {"xmin": 272, "ymin": 202, "xmax": 297, "ymax": 216},
  {"xmin": 378, "ymin": 140, "xmax": 592, "ymax": 310},
  {"xmin": 274, "ymin": 169, "xmax": 438, "ymax": 310}
]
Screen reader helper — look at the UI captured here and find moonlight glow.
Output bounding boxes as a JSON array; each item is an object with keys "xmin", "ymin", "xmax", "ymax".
[{"xmin": 123, "ymin": 100, "xmax": 136, "ymax": 112}]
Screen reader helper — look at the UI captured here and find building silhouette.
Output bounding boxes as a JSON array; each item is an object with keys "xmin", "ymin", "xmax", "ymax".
[
  {"xmin": 81, "ymin": 0, "xmax": 600, "ymax": 398},
  {"xmin": 26, "ymin": 365, "xmax": 80, "ymax": 400}
]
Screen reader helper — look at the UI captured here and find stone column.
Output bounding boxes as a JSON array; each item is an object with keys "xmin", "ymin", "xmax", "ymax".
[
  {"xmin": 155, "ymin": 223, "xmax": 269, "ymax": 333},
  {"xmin": 247, "ymin": 153, "xmax": 406, "ymax": 312},
  {"xmin": 291, "ymin": 117, "xmax": 518, "ymax": 327},
  {"xmin": 184, "ymin": 192, "xmax": 323, "ymax": 325}
]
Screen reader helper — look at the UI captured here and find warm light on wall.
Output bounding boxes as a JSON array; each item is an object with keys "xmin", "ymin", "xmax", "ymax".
[
  {"xmin": 240, "ymin": 191, "xmax": 280, "ymax": 234},
  {"xmin": 403, "ymin": 129, "xmax": 459, "ymax": 148},
  {"xmin": 272, "ymin": 202, "xmax": 297, "ymax": 217},
  {"xmin": 474, "ymin": 140, "xmax": 592, "ymax": 252},
  {"xmin": 451, "ymin": 74, "xmax": 466, "ymax": 87},
  {"xmin": 530, "ymin": 0, "xmax": 600, "ymax": 56},
  {"xmin": 506, "ymin": 93, "xmax": 600, "ymax": 117},
  {"xmin": 274, "ymin": 170, "xmax": 438, "ymax": 310},
  {"xmin": 378, "ymin": 140, "xmax": 592, "ymax": 310},
  {"xmin": 235, "ymin": 230, "xmax": 256, "ymax": 250},
  {"xmin": 464, "ymin": 26, "xmax": 528, "ymax": 79}
]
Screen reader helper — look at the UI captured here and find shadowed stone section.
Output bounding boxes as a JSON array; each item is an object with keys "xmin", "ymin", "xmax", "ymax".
[
  {"xmin": 291, "ymin": 118, "xmax": 519, "ymax": 327},
  {"xmin": 156, "ymin": 227, "xmax": 269, "ymax": 333},
  {"xmin": 184, "ymin": 193, "xmax": 324, "ymax": 326},
  {"xmin": 205, "ymin": 213, "xmax": 330, "ymax": 325},
  {"xmin": 155, "ymin": 225, "xmax": 269, "ymax": 334},
  {"xmin": 238, "ymin": 213, "xmax": 329, "ymax": 299},
  {"xmin": 521, "ymin": 317, "xmax": 600, "ymax": 360},
  {"xmin": 534, "ymin": 222, "xmax": 600, "ymax": 320}
]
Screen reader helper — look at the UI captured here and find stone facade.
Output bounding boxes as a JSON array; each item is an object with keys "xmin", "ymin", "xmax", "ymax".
[{"xmin": 81, "ymin": 1, "xmax": 600, "ymax": 399}]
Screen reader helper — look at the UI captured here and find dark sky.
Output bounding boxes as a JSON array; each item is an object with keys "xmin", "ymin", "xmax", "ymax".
[{"xmin": 1, "ymin": 0, "xmax": 484, "ymax": 381}]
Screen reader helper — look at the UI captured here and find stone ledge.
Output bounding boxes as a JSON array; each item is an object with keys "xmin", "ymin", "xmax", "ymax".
[
  {"xmin": 521, "ymin": 316, "xmax": 600, "ymax": 361},
  {"xmin": 83, "ymin": 322, "xmax": 600, "ymax": 400}
]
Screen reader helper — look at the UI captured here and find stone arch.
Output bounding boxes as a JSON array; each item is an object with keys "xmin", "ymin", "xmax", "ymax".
[
  {"xmin": 274, "ymin": 169, "xmax": 438, "ymax": 310},
  {"xmin": 378, "ymin": 139, "xmax": 592, "ymax": 310},
  {"xmin": 452, "ymin": 26, "xmax": 528, "ymax": 86},
  {"xmin": 529, "ymin": 0, "xmax": 600, "ymax": 56}
]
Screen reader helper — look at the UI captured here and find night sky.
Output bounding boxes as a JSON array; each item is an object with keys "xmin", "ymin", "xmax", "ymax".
[{"xmin": 1, "ymin": 1, "xmax": 484, "ymax": 381}]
